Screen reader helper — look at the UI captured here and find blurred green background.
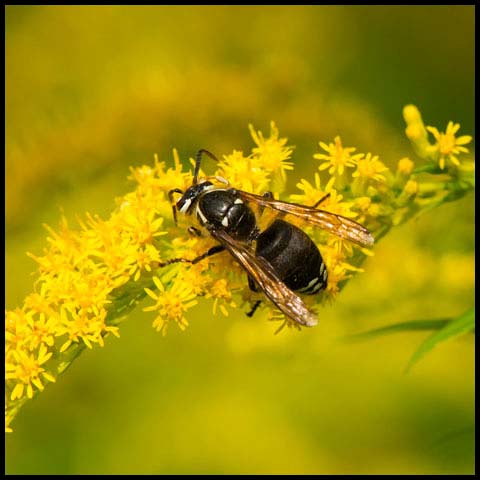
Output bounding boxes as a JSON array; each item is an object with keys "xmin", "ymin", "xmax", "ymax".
[{"xmin": 5, "ymin": 5, "xmax": 474, "ymax": 474}]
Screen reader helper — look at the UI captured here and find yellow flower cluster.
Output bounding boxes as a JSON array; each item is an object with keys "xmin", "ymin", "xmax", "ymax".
[
  {"xmin": 4, "ymin": 122, "xmax": 301, "ymax": 430},
  {"xmin": 290, "ymin": 137, "xmax": 383, "ymax": 303},
  {"xmin": 5, "ymin": 108, "xmax": 474, "ymax": 431},
  {"xmin": 5, "ymin": 154, "xmax": 185, "ymax": 429},
  {"xmin": 289, "ymin": 108, "xmax": 473, "ymax": 304},
  {"xmin": 403, "ymin": 105, "xmax": 473, "ymax": 171}
]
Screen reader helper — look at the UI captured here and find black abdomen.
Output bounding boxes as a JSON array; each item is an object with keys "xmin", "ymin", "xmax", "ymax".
[{"xmin": 254, "ymin": 219, "xmax": 327, "ymax": 294}]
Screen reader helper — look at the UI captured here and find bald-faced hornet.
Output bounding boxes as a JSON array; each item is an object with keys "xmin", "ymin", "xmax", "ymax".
[{"xmin": 161, "ymin": 150, "xmax": 374, "ymax": 327}]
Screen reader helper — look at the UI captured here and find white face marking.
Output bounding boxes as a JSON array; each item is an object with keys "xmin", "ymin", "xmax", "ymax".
[
  {"xmin": 234, "ymin": 198, "xmax": 243, "ymax": 204},
  {"xmin": 221, "ymin": 216, "xmax": 229, "ymax": 227},
  {"xmin": 298, "ymin": 277, "xmax": 319, "ymax": 293},
  {"xmin": 179, "ymin": 198, "xmax": 192, "ymax": 213},
  {"xmin": 322, "ymin": 269, "xmax": 328, "ymax": 281},
  {"xmin": 312, "ymin": 282, "xmax": 323, "ymax": 293},
  {"xmin": 197, "ymin": 179, "xmax": 218, "ymax": 191},
  {"xmin": 319, "ymin": 263, "xmax": 325, "ymax": 274},
  {"xmin": 196, "ymin": 205, "xmax": 208, "ymax": 224}
]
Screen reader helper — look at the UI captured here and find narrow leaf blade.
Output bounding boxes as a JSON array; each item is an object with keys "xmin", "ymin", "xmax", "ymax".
[
  {"xmin": 406, "ymin": 308, "xmax": 475, "ymax": 372},
  {"xmin": 343, "ymin": 319, "xmax": 450, "ymax": 342}
]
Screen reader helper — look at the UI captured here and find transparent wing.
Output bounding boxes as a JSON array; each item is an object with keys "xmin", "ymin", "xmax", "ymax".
[
  {"xmin": 210, "ymin": 229, "xmax": 318, "ymax": 327},
  {"xmin": 236, "ymin": 190, "xmax": 374, "ymax": 248}
]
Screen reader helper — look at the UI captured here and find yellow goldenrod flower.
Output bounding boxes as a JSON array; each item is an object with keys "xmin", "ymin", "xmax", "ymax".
[
  {"xmin": 57, "ymin": 307, "xmax": 118, "ymax": 351},
  {"xmin": 354, "ymin": 196, "xmax": 372, "ymax": 213},
  {"xmin": 144, "ymin": 276, "xmax": 198, "ymax": 335},
  {"xmin": 322, "ymin": 261, "xmax": 349, "ymax": 300},
  {"xmin": 206, "ymin": 279, "xmax": 238, "ymax": 317},
  {"xmin": 352, "ymin": 153, "xmax": 388, "ymax": 183},
  {"xmin": 404, "ymin": 105, "xmax": 473, "ymax": 172},
  {"xmin": 133, "ymin": 150, "xmax": 191, "ymax": 194},
  {"xmin": 403, "ymin": 104, "xmax": 431, "ymax": 158},
  {"xmin": 290, "ymin": 175, "xmax": 356, "ymax": 218},
  {"xmin": 395, "ymin": 179, "xmax": 419, "ymax": 211},
  {"xmin": 397, "ymin": 157, "xmax": 415, "ymax": 176},
  {"xmin": 129, "ymin": 244, "xmax": 162, "ymax": 281},
  {"xmin": 6, "ymin": 344, "xmax": 55, "ymax": 401},
  {"xmin": 249, "ymin": 121, "xmax": 294, "ymax": 178},
  {"xmin": 318, "ymin": 178, "xmax": 357, "ymax": 218},
  {"xmin": 426, "ymin": 121, "xmax": 472, "ymax": 170},
  {"xmin": 404, "ymin": 180, "xmax": 419, "ymax": 196},
  {"xmin": 314, "ymin": 136, "xmax": 364, "ymax": 177},
  {"xmin": 290, "ymin": 173, "xmax": 327, "ymax": 207},
  {"xmin": 5, "ymin": 308, "xmax": 35, "ymax": 350},
  {"xmin": 403, "ymin": 105, "xmax": 428, "ymax": 140},
  {"xmin": 25, "ymin": 313, "xmax": 56, "ymax": 351},
  {"xmin": 217, "ymin": 150, "xmax": 271, "ymax": 194}
]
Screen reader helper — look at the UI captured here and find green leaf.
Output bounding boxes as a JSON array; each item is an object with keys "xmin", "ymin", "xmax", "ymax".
[
  {"xmin": 343, "ymin": 319, "xmax": 450, "ymax": 342},
  {"xmin": 406, "ymin": 307, "xmax": 475, "ymax": 373},
  {"xmin": 341, "ymin": 309, "xmax": 475, "ymax": 372}
]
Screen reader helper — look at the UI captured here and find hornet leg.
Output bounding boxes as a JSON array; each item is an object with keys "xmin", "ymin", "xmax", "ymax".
[
  {"xmin": 312, "ymin": 192, "xmax": 331, "ymax": 209},
  {"xmin": 157, "ymin": 245, "xmax": 225, "ymax": 268},
  {"xmin": 168, "ymin": 188, "xmax": 184, "ymax": 225},
  {"xmin": 246, "ymin": 300, "xmax": 262, "ymax": 318}
]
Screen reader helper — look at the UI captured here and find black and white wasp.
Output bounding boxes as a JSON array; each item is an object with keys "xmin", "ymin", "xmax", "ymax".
[{"xmin": 161, "ymin": 149, "xmax": 374, "ymax": 327}]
